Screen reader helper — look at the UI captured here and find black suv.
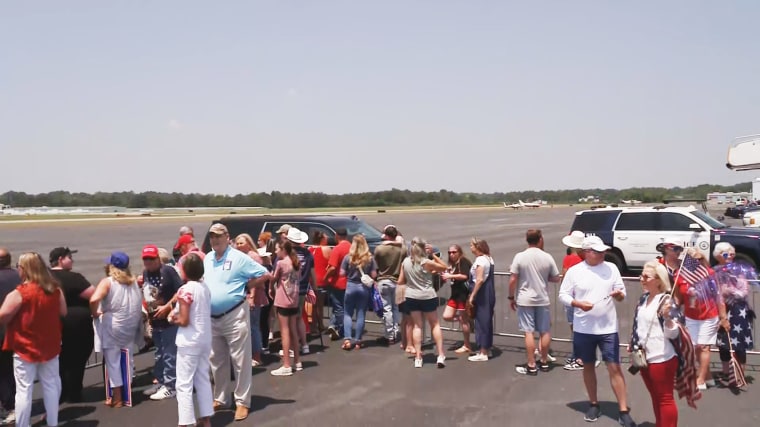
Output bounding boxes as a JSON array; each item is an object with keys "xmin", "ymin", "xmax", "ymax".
[{"xmin": 201, "ymin": 214, "xmax": 384, "ymax": 252}]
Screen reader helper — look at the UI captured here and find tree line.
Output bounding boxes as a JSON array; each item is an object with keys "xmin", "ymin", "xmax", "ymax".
[{"xmin": 0, "ymin": 183, "xmax": 751, "ymax": 209}]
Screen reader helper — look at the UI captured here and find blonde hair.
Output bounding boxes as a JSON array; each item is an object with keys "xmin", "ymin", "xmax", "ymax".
[
  {"xmin": 235, "ymin": 233, "xmax": 258, "ymax": 252},
  {"xmin": 410, "ymin": 237, "xmax": 427, "ymax": 265},
  {"xmin": 643, "ymin": 260, "xmax": 671, "ymax": 293},
  {"xmin": 157, "ymin": 248, "xmax": 172, "ymax": 265},
  {"xmin": 18, "ymin": 252, "xmax": 59, "ymax": 294},
  {"xmin": 108, "ymin": 265, "xmax": 135, "ymax": 285},
  {"xmin": 349, "ymin": 234, "xmax": 372, "ymax": 268}
]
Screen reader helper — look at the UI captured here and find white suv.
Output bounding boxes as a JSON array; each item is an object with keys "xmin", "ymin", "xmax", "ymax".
[{"xmin": 568, "ymin": 205, "xmax": 742, "ymax": 272}]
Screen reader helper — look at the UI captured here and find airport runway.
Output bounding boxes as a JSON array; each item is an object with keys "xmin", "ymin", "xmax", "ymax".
[
  {"xmin": 0, "ymin": 206, "xmax": 585, "ymax": 281},
  {"xmin": 2, "ymin": 206, "xmax": 758, "ymax": 426}
]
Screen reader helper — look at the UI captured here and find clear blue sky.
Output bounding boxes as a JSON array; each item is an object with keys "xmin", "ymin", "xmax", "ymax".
[{"xmin": 2, "ymin": 1, "xmax": 759, "ymax": 195}]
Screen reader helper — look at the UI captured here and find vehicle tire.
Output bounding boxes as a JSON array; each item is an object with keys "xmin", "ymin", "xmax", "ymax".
[
  {"xmin": 733, "ymin": 252, "xmax": 757, "ymax": 268},
  {"xmin": 605, "ymin": 250, "xmax": 627, "ymax": 274}
]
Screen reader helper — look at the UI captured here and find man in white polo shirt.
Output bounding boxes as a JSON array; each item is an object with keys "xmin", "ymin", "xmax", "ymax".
[
  {"xmin": 558, "ymin": 236, "xmax": 636, "ymax": 427},
  {"xmin": 204, "ymin": 223, "xmax": 270, "ymax": 422}
]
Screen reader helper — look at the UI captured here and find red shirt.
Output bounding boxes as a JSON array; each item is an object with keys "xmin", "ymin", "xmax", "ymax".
[
  {"xmin": 3, "ymin": 283, "xmax": 62, "ymax": 363},
  {"xmin": 562, "ymin": 253, "xmax": 583, "ymax": 270},
  {"xmin": 327, "ymin": 240, "xmax": 351, "ymax": 290},
  {"xmin": 309, "ymin": 245, "xmax": 330, "ymax": 288},
  {"xmin": 675, "ymin": 267, "xmax": 719, "ymax": 320}
]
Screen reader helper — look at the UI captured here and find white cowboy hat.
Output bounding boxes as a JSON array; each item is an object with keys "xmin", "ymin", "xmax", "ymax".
[
  {"xmin": 561, "ymin": 230, "xmax": 586, "ymax": 249},
  {"xmin": 286, "ymin": 227, "xmax": 309, "ymax": 244},
  {"xmin": 257, "ymin": 247, "xmax": 272, "ymax": 258}
]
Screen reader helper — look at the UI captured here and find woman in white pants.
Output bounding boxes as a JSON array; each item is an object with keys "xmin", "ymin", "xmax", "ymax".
[
  {"xmin": 90, "ymin": 252, "xmax": 144, "ymax": 408},
  {"xmin": 169, "ymin": 253, "xmax": 213, "ymax": 427},
  {"xmin": 0, "ymin": 252, "xmax": 66, "ymax": 427}
]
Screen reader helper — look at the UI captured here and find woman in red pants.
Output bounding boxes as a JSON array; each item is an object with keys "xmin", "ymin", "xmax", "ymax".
[{"xmin": 629, "ymin": 261, "xmax": 680, "ymax": 427}]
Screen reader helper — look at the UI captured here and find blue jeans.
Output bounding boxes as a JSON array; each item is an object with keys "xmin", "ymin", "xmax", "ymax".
[
  {"xmin": 378, "ymin": 279, "xmax": 399, "ymax": 339},
  {"xmin": 152, "ymin": 325, "xmax": 178, "ymax": 390},
  {"xmin": 329, "ymin": 288, "xmax": 346, "ymax": 336},
  {"xmin": 250, "ymin": 306, "xmax": 262, "ymax": 354},
  {"xmin": 343, "ymin": 282, "xmax": 370, "ymax": 343}
]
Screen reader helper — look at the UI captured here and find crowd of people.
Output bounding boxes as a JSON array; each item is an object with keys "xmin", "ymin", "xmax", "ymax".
[{"xmin": 0, "ymin": 223, "xmax": 755, "ymax": 426}]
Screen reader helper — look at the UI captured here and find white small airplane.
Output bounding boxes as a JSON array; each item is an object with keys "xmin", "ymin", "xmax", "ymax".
[
  {"xmin": 620, "ymin": 199, "xmax": 642, "ymax": 205},
  {"xmin": 518, "ymin": 200, "xmax": 541, "ymax": 208},
  {"xmin": 503, "ymin": 202, "xmax": 522, "ymax": 209}
]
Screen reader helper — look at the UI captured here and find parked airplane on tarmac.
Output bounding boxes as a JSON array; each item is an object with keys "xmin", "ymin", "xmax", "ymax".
[
  {"xmin": 503, "ymin": 202, "xmax": 522, "ymax": 209},
  {"xmin": 620, "ymin": 199, "xmax": 642, "ymax": 205}
]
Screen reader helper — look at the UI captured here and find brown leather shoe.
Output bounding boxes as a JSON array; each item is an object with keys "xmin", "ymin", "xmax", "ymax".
[
  {"xmin": 234, "ymin": 405, "xmax": 249, "ymax": 421},
  {"xmin": 213, "ymin": 400, "xmax": 226, "ymax": 412}
]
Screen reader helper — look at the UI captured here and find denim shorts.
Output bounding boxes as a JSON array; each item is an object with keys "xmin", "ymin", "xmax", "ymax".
[
  {"xmin": 517, "ymin": 305, "xmax": 551, "ymax": 333},
  {"xmin": 405, "ymin": 297, "xmax": 438, "ymax": 313},
  {"xmin": 573, "ymin": 332, "xmax": 620, "ymax": 364}
]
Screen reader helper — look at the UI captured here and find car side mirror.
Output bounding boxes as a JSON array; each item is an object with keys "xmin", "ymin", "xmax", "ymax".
[{"xmin": 689, "ymin": 223, "xmax": 702, "ymax": 230}]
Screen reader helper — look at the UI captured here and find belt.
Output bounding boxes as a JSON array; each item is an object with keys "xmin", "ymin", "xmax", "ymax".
[{"xmin": 211, "ymin": 299, "xmax": 245, "ymax": 319}]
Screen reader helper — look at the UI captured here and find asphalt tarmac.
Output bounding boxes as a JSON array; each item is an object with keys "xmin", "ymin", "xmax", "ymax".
[{"xmin": 1, "ymin": 206, "xmax": 758, "ymax": 426}]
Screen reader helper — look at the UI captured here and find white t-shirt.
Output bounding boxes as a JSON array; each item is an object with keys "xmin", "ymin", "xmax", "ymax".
[
  {"xmin": 509, "ymin": 247, "xmax": 559, "ymax": 307},
  {"xmin": 558, "ymin": 261, "xmax": 625, "ymax": 335},
  {"xmin": 470, "ymin": 255, "xmax": 493, "ymax": 283},
  {"xmin": 175, "ymin": 280, "xmax": 212, "ymax": 354},
  {"xmin": 635, "ymin": 293, "xmax": 679, "ymax": 363}
]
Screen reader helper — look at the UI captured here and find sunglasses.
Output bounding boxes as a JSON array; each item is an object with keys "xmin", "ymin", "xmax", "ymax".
[
  {"xmin": 722, "ymin": 252, "xmax": 735, "ymax": 258},
  {"xmin": 639, "ymin": 274, "xmax": 656, "ymax": 281},
  {"xmin": 665, "ymin": 246, "xmax": 683, "ymax": 252}
]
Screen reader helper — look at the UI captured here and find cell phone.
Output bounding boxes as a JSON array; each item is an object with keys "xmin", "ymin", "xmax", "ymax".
[{"xmin": 627, "ymin": 365, "xmax": 640, "ymax": 375}]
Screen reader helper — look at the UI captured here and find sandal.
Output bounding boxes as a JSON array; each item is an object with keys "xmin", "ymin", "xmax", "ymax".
[
  {"xmin": 342, "ymin": 340, "xmax": 353, "ymax": 350},
  {"xmin": 455, "ymin": 346, "xmax": 472, "ymax": 354}
]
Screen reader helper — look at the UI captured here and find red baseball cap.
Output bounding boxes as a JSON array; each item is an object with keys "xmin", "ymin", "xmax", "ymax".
[
  {"xmin": 142, "ymin": 244, "xmax": 159, "ymax": 259},
  {"xmin": 174, "ymin": 234, "xmax": 195, "ymax": 250}
]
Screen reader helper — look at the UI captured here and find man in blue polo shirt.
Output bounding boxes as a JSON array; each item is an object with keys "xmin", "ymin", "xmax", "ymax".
[{"xmin": 204, "ymin": 223, "xmax": 269, "ymax": 422}]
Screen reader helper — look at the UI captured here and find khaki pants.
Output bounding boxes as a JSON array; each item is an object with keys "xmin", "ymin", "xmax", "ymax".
[{"xmin": 210, "ymin": 303, "xmax": 252, "ymax": 408}]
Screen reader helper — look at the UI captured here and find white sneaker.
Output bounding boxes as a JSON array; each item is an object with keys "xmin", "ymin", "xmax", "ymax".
[
  {"xmin": 301, "ymin": 345, "xmax": 310, "ymax": 355},
  {"xmin": 1, "ymin": 410, "xmax": 14, "ymax": 425},
  {"xmin": 534, "ymin": 349, "xmax": 557, "ymax": 362},
  {"xmin": 278, "ymin": 349, "xmax": 295, "ymax": 357},
  {"xmin": 271, "ymin": 366, "xmax": 293, "ymax": 376},
  {"xmin": 436, "ymin": 355, "xmax": 446, "ymax": 368},
  {"xmin": 468, "ymin": 353, "xmax": 489, "ymax": 362},
  {"xmin": 143, "ymin": 383, "xmax": 161, "ymax": 396},
  {"xmin": 295, "ymin": 362, "xmax": 303, "ymax": 371},
  {"xmin": 149, "ymin": 385, "xmax": 176, "ymax": 401},
  {"xmin": 252, "ymin": 360, "xmax": 261, "ymax": 367},
  {"xmin": 413, "ymin": 358, "xmax": 423, "ymax": 368}
]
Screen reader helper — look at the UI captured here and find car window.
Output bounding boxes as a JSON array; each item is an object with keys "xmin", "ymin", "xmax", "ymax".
[
  {"xmin": 344, "ymin": 220, "xmax": 383, "ymax": 241},
  {"xmin": 659, "ymin": 212, "xmax": 695, "ymax": 232},
  {"xmin": 571, "ymin": 211, "xmax": 620, "ymax": 232},
  {"xmin": 690, "ymin": 210, "xmax": 726, "ymax": 229},
  {"xmin": 262, "ymin": 221, "xmax": 337, "ymax": 245},
  {"xmin": 297, "ymin": 224, "xmax": 336, "ymax": 245},
  {"xmin": 615, "ymin": 212, "xmax": 658, "ymax": 231}
]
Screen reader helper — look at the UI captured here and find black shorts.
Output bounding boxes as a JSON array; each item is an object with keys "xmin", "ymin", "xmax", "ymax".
[
  {"xmin": 398, "ymin": 302, "xmax": 410, "ymax": 315},
  {"xmin": 405, "ymin": 297, "xmax": 438, "ymax": 313},
  {"xmin": 277, "ymin": 307, "xmax": 299, "ymax": 317}
]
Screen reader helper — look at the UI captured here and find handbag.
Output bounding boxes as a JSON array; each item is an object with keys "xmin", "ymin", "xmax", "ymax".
[
  {"xmin": 370, "ymin": 286, "xmax": 384, "ymax": 318},
  {"xmin": 305, "ymin": 286, "xmax": 317, "ymax": 305},
  {"xmin": 631, "ymin": 294, "xmax": 669, "ymax": 369},
  {"xmin": 358, "ymin": 265, "xmax": 374, "ymax": 287}
]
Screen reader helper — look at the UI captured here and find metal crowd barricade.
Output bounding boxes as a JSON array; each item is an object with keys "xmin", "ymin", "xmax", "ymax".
[{"xmin": 436, "ymin": 271, "xmax": 760, "ymax": 356}]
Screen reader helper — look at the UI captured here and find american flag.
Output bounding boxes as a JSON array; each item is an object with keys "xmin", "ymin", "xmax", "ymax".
[{"xmin": 679, "ymin": 253, "xmax": 710, "ymax": 285}]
